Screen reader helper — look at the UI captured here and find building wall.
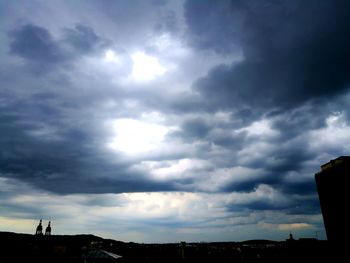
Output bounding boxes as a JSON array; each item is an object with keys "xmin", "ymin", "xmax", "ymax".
[{"xmin": 315, "ymin": 156, "xmax": 350, "ymax": 244}]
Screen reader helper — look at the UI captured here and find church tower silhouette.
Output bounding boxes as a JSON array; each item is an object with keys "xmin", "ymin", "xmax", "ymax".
[
  {"xmin": 45, "ymin": 221, "xmax": 51, "ymax": 235},
  {"xmin": 35, "ymin": 219, "xmax": 43, "ymax": 235}
]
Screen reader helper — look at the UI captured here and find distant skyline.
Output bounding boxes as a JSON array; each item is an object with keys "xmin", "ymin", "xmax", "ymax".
[{"xmin": 1, "ymin": 0, "xmax": 350, "ymax": 243}]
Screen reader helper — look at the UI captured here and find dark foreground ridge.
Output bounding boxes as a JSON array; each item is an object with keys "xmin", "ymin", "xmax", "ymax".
[{"xmin": 0, "ymin": 231, "xmax": 336, "ymax": 263}]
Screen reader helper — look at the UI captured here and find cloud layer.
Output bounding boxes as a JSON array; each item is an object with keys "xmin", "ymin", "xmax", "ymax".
[{"xmin": 1, "ymin": 0, "xmax": 349, "ymax": 242}]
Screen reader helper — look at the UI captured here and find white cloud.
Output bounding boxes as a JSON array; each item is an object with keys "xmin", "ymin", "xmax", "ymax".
[
  {"xmin": 143, "ymin": 158, "xmax": 211, "ymax": 180},
  {"xmin": 309, "ymin": 112, "xmax": 350, "ymax": 152},
  {"xmin": 195, "ymin": 166, "xmax": 265, "ymax": 192},
  {"xmin": 0, "ymin": 176, "xmax": 326, "ymax": 242},
  {"xmin": 240, "ymin": 119, "xmax": 279, "ymax": 138},
  {"xmin": 225, "ymin": 184, "xmax": 291, "ymax": 207}
]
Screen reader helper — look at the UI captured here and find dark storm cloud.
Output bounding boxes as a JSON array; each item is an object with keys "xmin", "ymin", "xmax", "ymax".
[
  {"xmin": 265, "ymin": 148, "xmax": 314, "ymax": 174},
  {"xmin": 0, "ymin": 0, "xmax": 334, "ymax": 240},
  {"xmin": 280, "ymin": 180, "xmax": 317, "ymax": 195},
  {"xmin": 287, "ymin": 198, "xmax": 321, "ymax": 215},
  {"xmin": 155, "ymin": 9, "xmax": 179, "ymax": 33},
  {"xmin": 185, "ymin": 0, "xmax": 350, "ymax": 111},
  {"xmin": 1, "ymin": 16, "xmax": 179, "ymax": 195},
  {"xmin": 63, "ymin": 24, "xmax": 103, "ymax": 53},
  {"xmin": 9, "ymin": 23, "xmax": 103, "ymax": 70},
  {"xmin": 180, "ymin": 118, "xmax": 211, "ymax": 140},
  {"xmin": 0, "ymin": 130, "xmax": 174, "ymax": 195},
  {"xmin": 210, "ymin": 131, "xmax": 246, "ymax": 150},
  {"xmin": 0, "ymin": 0, "xmax": 346, "ymax": 204},
  {"xmin": 223, "ymin": 181, "xmax": 261, "ymax": 193},
  {"xmin": 9, "ymin": 24, "xmax": 67, "ymax": 65},
  {"xmin": 169, "ymin": 113, "xmax": 248, "ymax": 149},
  {"xmin": 269, "ymin": 103, "xmax": 326, "ymax": 141},
  {"xmin": 0, "ymin": 94, "xmax": 174, "ymax": 194},
  {"xmin": 225, "ymin": 146, "xmax": 322, "ymax": 214},
  {"xmin": 224, "ymin": 179, "xmax": 321, "ymax": 215},
  {"xmin": 177, "ymin": 0, "xmax": 350, "ymax": 217},
  {"xmin": 230, "ymin": 200, "xmax": 290, "ymax": 211}
]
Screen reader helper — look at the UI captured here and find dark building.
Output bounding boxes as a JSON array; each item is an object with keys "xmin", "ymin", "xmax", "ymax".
[
  {"xmin": 45, "ymin": 221, "xmax": 52, "ymax": 235},
  {"xmin": 35, "ymin": 219, "xmax": 43, "ymax": 235},
  {"xmin": 315, "ymin": 156, "xmax": 350, "ymax": 244}
]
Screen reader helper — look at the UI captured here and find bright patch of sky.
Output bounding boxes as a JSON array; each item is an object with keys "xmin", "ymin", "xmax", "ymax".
[
  {"xmin": 106, "ymin": 118, "xmax": 170, "ymax": 155},
  {"xmin": 130, "ymin": 51, "xmax": 167, "ymax": 81}
]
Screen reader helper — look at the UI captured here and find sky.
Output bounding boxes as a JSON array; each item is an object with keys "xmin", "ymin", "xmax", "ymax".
[{"xmin": 1, "ymin": 0, "xmax": 350, "ymax": 243}]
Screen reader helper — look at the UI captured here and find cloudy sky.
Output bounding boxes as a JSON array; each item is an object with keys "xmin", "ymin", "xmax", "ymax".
[{"xmin": 1, "ymin": 0, "xmax": 350, "ymax": 243}]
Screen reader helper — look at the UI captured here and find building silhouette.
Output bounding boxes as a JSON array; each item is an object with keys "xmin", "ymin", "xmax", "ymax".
[
  {"xmin": 45, "ymin": 221, "xmax": 51, "ymax": 235},
  {"xmin": 35, "ymin": 219, "xmax": 43, "ymax": 235},
  {"xmin": 315, "ymin": 156, "xmax": 350, "ymax": 244},
  {"xmin": 35, "ymin": 219, "xmax": 52, "ymax": 236}
]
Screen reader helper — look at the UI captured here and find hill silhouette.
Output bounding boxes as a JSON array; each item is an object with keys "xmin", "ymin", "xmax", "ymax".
[{"xmin": 0, "ymin": 231, "xmax": 335, "ymax": 263}]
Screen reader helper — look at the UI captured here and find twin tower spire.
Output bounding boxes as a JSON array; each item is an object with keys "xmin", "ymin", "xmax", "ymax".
[{"xmin": 35, "ymin": 219, "xmax": 51, "ymax": 235}]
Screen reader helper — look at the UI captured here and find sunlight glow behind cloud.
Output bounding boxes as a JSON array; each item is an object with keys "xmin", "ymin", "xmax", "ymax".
[
  {"xmin": 106, "ymin": 118, "xmax": 169, "ymax": 155},
  {"xmin": 103, "ymin": 49, "xmax": 120, "ymax": 64},
  {"xmin": 131, "ymin": 51, "xmax": 167, "ymax": 81}
]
